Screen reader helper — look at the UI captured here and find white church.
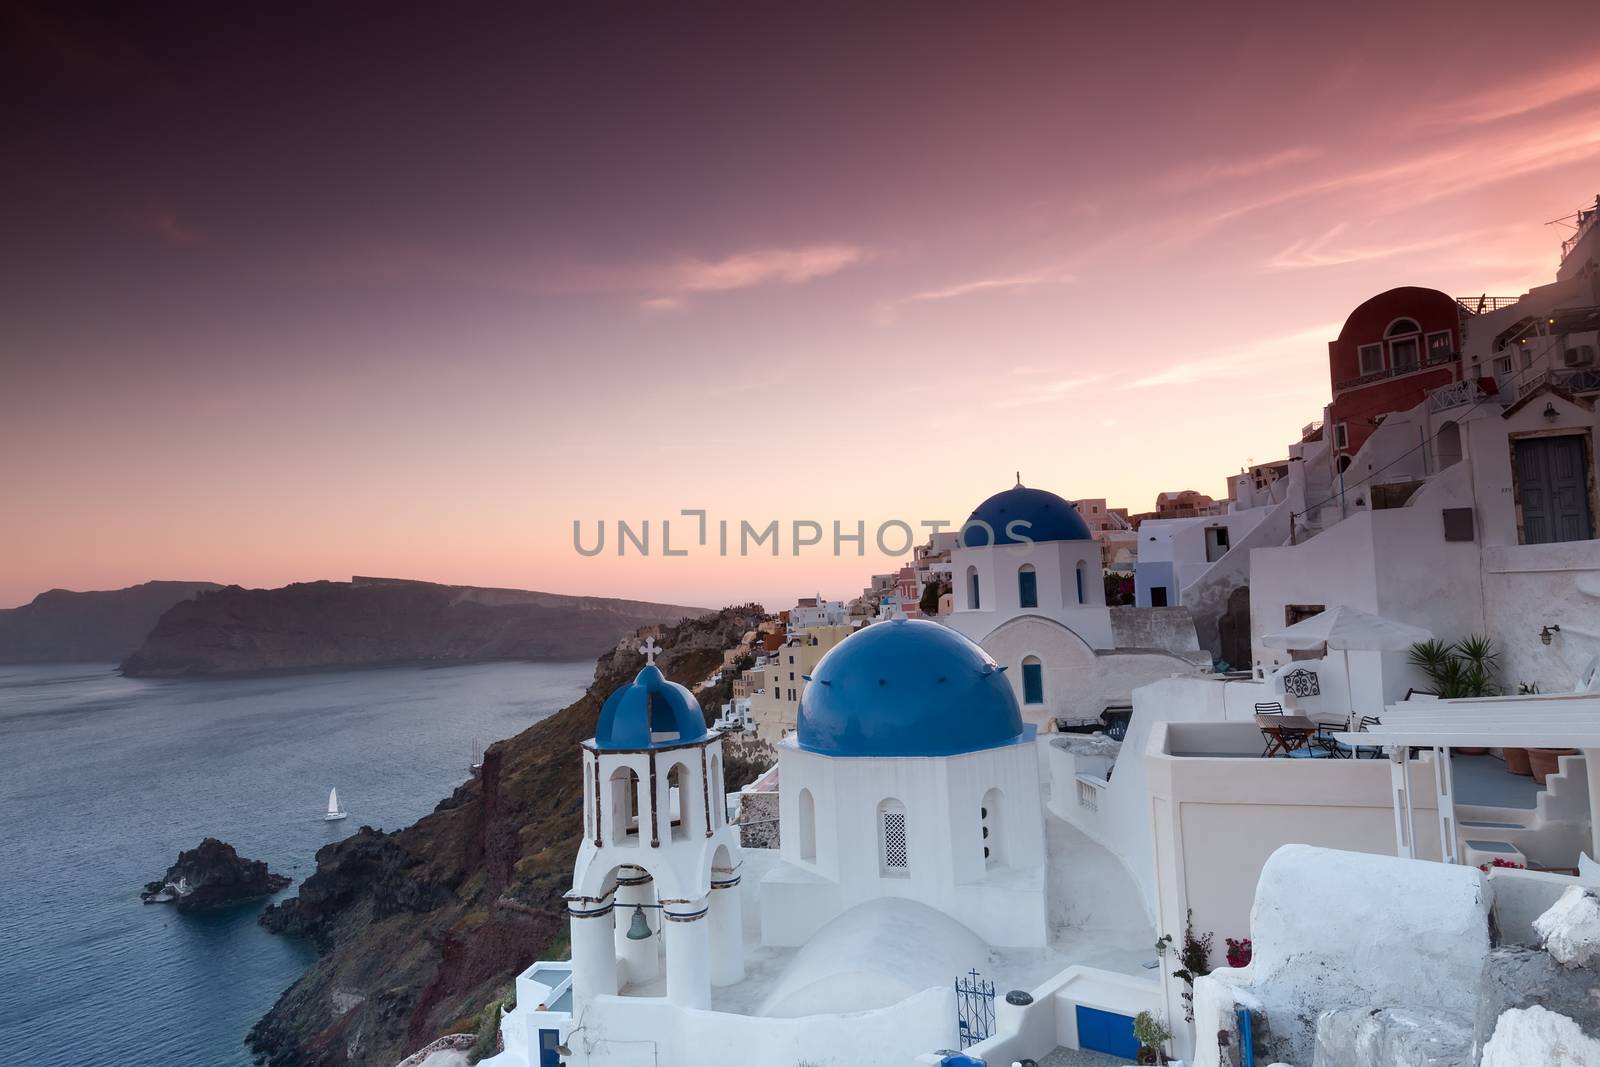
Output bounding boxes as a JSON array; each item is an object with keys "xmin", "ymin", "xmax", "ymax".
[
  {"xmin": 942, "ymin": 482, "xmax": 1209, "ymax": 729},
  {"xmin": 487, "ymin": 622, "xmax": 1160, "ymax": 1067}
]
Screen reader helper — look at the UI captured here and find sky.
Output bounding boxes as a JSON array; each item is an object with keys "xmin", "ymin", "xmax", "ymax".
[{"xmin": 4, "ymin": 1, "xmax": 1600, "ymax": 610}]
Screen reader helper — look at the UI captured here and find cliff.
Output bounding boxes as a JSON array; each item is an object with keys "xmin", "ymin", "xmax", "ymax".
[
  {"xmin": 245, "ymin": 606, "xmax": 775, "ymax": 1066},
  {"xmin": 142, "ymin": 838, "xmax": 292, "ymax": 910},
  {"xmin": 0, "ymin": 580, "xmax": 221, "ymax": 663},
  {"xmin": 119, "ymin": 579, "xmax": 709, "ymax": 677}
]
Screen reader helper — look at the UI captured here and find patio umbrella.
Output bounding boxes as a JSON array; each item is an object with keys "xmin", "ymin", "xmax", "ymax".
[{"xmin": 1261, "ymin": 606, "xmax": 1433, "ymax": 717}]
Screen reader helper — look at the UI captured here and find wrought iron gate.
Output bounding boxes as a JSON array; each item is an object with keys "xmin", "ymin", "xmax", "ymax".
[{"xmin": 955, "ymin": 969, "xmax": 995, "ymax": 1049}]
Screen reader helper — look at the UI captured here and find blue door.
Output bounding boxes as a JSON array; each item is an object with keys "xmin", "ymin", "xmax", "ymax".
[
  {"xmin": 1076, "ymin": 1005, "xmax": 1139, "ymax": 1059},
  {"xmin": 539, "ymin": 1028, "xmax": 561, "ymax": 1067}
]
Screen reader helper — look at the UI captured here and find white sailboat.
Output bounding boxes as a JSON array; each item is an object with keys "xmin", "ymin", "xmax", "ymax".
[{"xmin": 324, "ymin": 787, "xmax": 348, "ymax": 822}]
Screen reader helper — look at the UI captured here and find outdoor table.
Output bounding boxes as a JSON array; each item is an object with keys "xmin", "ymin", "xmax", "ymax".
[{"xmin": 1257, "ymin": 713, "xmax": 1319, "ymax": 757}]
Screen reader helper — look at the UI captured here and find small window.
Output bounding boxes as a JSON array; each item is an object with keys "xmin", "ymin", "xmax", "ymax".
[
  {"xmin": 1149, "ymin": 586, "xmax": 1169, "ymax": 608},
  {"xmin": 1075, "ymin": 560, "xmax": 1088, "ymax": 605},
  {"xmin": 1386, "ymin": 318, "xmax": 1421, "ymax": 337},
  {"xmin": 1427, "ymin": 331, "xmax": 1453, "ymax": 361},
  {"xmin": 1021, "ymin": 657, "xmax": 1044, "ymax": 705},
  {"xmin": 967, "ymin": 565, "xmax": 980, "ymax": 610},
  {"xmin": 1358, "ymin": 344, "xmax": 1384, "ymax": 375},
  {"xmin": 1334, "ymin": 422, "xmax": 1349, "ymax": 449},
  {"xmin": 1017, "ymin": 565, "xmax": 1038, "ymax": 609}
]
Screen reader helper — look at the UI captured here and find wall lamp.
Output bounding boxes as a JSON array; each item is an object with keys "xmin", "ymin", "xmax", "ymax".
[
  {"xmin": 1541, "ymin": 624, "xmax": 1561, "ymax": 646},
  {"xmin": 1543, "ymin": 401, "xmax": 1560, "ymax": 422}
]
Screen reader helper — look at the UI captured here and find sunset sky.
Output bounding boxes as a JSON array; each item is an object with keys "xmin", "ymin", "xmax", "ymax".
[{"xmin": 4, "ymin": 2, "xmax": 1600, "ymax": 610}]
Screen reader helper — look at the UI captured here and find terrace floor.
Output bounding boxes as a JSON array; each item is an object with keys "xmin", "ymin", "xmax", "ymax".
[
  {"xmin": 1037, "ymin": 1046, "xmax": 1134, "ymax": 1065},
  {"xmin": 1452, "ymin": 753, "xmax": 1542, "ymax": 810}
]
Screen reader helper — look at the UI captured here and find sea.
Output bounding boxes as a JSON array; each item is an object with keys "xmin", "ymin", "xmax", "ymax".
[{"xmin": 0, "ymin": 660, "xmax": 595, "ymax": 1067}]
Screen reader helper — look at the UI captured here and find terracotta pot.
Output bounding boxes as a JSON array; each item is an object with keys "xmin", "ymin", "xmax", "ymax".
[
  {"xmin": 1454, "ymin": 747, "xmax": 1489, "ymax": 756},
  {"xmin": 1529, "ymin": 748, "xmax": 1578, "ymax": 785},
  {"xmin": 1504, "ymin": 747, "xmax": 1532, "ymax": 776}
]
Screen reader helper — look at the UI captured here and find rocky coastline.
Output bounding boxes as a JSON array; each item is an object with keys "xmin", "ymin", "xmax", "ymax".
[
  {"xmin": 243, "ymin": 605, "xmax": 773, "ymax": 1067},
  {"xmin": 142, "ymin": 838, "xmax": 292, "ymax": 911}
]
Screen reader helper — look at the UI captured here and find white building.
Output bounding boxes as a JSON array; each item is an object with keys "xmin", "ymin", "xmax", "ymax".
[
  {"xmin": 489, "ymin": 623, "xmax": 1163, "ymax": 1067},
  {"xmin": 788, "ymin": 596, "xmax": 849, "ymax": 629},
  {"xmin": 760, "ymin": 618, "xmax": 1048, "ymax": 949},
  {"xmin": 942, "ymin": 482, "xmax": 1211, "ymax": 727}
]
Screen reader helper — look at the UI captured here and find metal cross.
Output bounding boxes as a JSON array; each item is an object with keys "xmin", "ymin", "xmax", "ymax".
[{"xmin": 639, "ymin": 636, "xmax": 662, "ymax": 665}]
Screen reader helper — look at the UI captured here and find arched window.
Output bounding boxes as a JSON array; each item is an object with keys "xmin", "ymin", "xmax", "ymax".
[
  {"xmin": 1386, "ymin": 318, "xmax": 1421, "ymax": 337},
  {"xmin": 877, "ymin": 798, "xmax": 909, "ymax": 876},
  {"xmin": 1017, "ymin": 564, "xmax": 1038, "ymax": 609},
  {"xmin": 1021, "ymin": 656, "xmax": 1044, "ymax": 705},
  {"xmin": 981, "ymin": 787, "xmax": 1005, "ymax": 867},
  {"xmin": 583, "ymin": 759, "xmax": 594, "ymax": 840},
  {"xmin": 1075, "ymin": 560, "xmax": 1088, "ymax": 605},
  {"xmin": 666, "ymin": 763, "xmax": 693, "ymax": 841},
  {"xmin": 798, "ymin": 787, "xmax": 817, "ymax": 862},
  {"xmin": 967, "ymin": 565, "xmax": 980, "ymax": 610},
  {"xmin": 609, "ymin": 765, "xmax": 641, "ymax": 845},
  {"xmin": 709, "ymin": 754, "xmax": 723, "ymax": 828}
]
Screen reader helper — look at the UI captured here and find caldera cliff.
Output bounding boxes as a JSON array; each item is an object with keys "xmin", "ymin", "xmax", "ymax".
[
  {"xmin": 245, "ymin": 605, "xmax": 774, "ymax": 1066},
  {"xmin": 120, "ymin": 578, "xmax": 708, "ymax": 677}
]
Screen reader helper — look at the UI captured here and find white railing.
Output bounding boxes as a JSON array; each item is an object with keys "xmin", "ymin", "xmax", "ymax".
[{"xmin": 1426, "ymin": 378, "xmax": 1488, "ymax": 413}]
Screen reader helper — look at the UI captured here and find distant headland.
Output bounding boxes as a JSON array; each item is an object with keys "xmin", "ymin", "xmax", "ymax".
[{"xmin": 0, "ymin": 576, "xmax": 707, "ymax": 677}]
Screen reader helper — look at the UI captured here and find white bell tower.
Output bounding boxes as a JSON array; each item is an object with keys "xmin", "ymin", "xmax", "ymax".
[{"xmin": 566, "ymin": 638, "xmax": 745, "ymax": 1014}]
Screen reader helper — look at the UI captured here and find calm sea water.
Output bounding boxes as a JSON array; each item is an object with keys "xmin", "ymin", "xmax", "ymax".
[{"xmin": 0, "ymin": 660, "xmax": 594, "ymax": 1067}]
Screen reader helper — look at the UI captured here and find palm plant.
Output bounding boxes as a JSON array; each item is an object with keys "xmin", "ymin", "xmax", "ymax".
[{"xmin": 1408, "ymin": 635, "xmax": 1501, "ymax": 698}]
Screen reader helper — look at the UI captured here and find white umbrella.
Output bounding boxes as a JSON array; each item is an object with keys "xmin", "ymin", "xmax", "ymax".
[
  {"xmin": 1261, "ymin": 605, "xmax": 1432, "ymax": 653},
  {"xmin": 1261, "ymin": 606, "xmax": 1432, "ymax": 719}
]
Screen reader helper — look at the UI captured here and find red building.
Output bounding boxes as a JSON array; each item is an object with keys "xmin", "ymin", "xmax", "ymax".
[{"xmin": 1328, "ymin": 287, "xmax": 1463, "ymax": 464}]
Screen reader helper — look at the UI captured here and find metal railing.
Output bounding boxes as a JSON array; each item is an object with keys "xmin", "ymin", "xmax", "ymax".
[
  {"xmin": 1426, "ymin": 378, "xmax": 1490, "ymax": 413},
  {"xmin": 1455, "ymin": 296, "xmax": 1521, "ymax": 315},
  {"xmin": 1334, "ymin": 350, "xmax": 1455, "ymax": 392}
]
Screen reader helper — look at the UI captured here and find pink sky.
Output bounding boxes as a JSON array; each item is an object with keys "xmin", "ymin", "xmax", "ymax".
[{"xmin": 4, "ymin": 3, "xmax": 1600, "ymax": 610}]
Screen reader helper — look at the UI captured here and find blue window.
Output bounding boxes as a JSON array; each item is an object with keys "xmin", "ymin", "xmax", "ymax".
[
  {"xmin": 1017, "ymin": 566, "xmax": 1037, "ymax": 609},
  {"xmin": 1021, "ymin": 658, "xmax": 1044, "ymax": 705}
]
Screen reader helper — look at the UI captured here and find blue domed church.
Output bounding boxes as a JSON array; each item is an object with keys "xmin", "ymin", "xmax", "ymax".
[
  {"xmin": 943, "ymin": 481, "xmax": 1206, "ymax": 728},
  {"xmin": 759, "ymin": 616, "xmax": 1048, "ymax": 950}
]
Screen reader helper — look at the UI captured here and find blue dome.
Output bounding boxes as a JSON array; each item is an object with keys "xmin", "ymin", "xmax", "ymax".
[
  {"xmin": 796, "ymin": 618, "xmax": 1027, "ymax": 758},
  {"xmin": 961, "ymin": 485, "xmax": 1091, "ymax": 547},
  {"xmin": 594, "ymin": 664, "xmax": 707, "ymax": 750}
]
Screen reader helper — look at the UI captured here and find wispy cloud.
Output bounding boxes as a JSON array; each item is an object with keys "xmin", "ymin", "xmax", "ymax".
[
  {"xmin": 1157, "ymin": 145, "xmax": 1321, "ymax": 194},
  {"xmin": 875, "ymin": 268, "xmax": 1074, "ymax": 325},
  {"xmin": 984, "ymin": 373, "xmax": 1106, "ymax": 409},
  {"xmin": 668, "ymin": 244, "xmax": 865, "ymax": 293},
  {"xmin": 902, "ymin": 272, "xmax": 1074, "ymax": 304},
  {"xmin": 636, "ymin": 243, "xmax": 867, "ymax": 310},
  {"xmin": 1266, "ymin": 223, "xmax": 1497, "ymax": 271},
  {"xmin": 1426, "ymin": 57, "xmax": 1600, "ymax": 126},
  {"xmin": 1121, "ymin": 324, "xmax": 1337, "ymax": 391}
]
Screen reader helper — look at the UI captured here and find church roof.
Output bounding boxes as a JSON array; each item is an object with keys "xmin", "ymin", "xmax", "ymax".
[
  {"xmin": 796, "ymin": 617, "xmax": 1027, "ymax": 758},
  {"xmin": 593, "ymin": 663, "xmax": 707, "ymax": 750},
  {"xmin": 961, "ymin": 484, "xmax": 1092, "ymax": 546}
]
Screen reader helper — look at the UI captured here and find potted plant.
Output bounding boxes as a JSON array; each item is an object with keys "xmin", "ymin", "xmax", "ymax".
[
  {"xmin": 1529, "ymin": 747, "xmax": 1576, "ymax": 784},
  {"xmin": 1407, "ymin": 636, "xmax": 1501, "ymax": 756},
  {"xmin": 1133, "ymin": 1011, "xmax": 1172, "ymax": 1065}
]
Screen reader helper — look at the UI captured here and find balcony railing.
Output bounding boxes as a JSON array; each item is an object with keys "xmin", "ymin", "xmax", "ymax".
[
  {"xmin": 1517, "ymin": 367, "xmax": 1600, "ymax": 398},
  {"xmin": 1334, "ymin": 350, "xmax": 1456, "ymax": 393},
  {"xmin": 1456, "ymin": 296, "xmax": 1521, "ymax": 315},
  {"xmin": 1426, "ymin": 378, "xmax": 1491, "ymax": 413}
]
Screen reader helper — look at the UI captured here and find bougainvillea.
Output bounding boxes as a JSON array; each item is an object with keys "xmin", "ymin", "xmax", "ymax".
[{"xmin": 1225, "ymin": 937, "xmax": 1253, "ymax": 969}]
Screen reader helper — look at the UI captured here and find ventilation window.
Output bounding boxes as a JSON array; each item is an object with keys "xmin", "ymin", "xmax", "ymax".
[{"xmin": 878, "ymin": 799, "xmax": 909, "ymax": 875}]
